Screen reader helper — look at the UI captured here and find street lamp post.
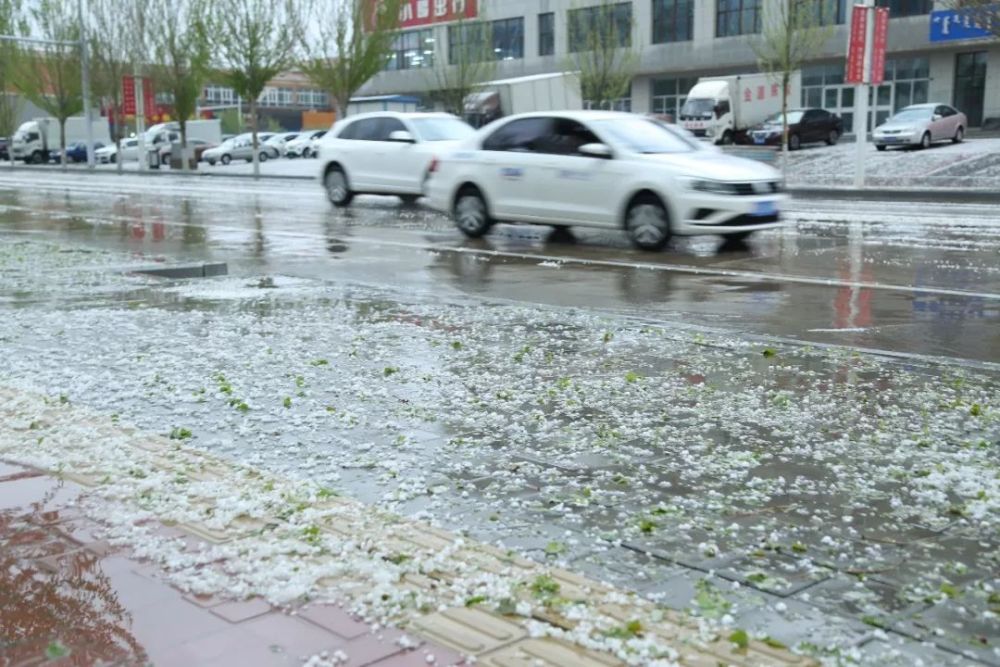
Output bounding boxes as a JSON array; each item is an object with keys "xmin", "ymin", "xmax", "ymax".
[{"xmin": 78, "ymin": 0, "xmax": 95, "ymax": 170}]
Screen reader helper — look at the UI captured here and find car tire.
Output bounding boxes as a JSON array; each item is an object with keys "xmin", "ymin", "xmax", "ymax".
[
  {"xmin": 826, "ymin": 130, "xmax": 840, "ymax": 146},
  {"xmin": 625, "ymin": 194, "xmax": 672, "ymax": 251},
  {"xmin": 920, "ymin": 132, "xmax": 931, "ymax": 150},
  {"xmin": 207, "ymin": 159, "xmax": 216, "ymax": 166},
  {"xmin": 719, "ymin": 130, "xmax": 733, "ymax": 146},
  {"xmin": 454, "ymin": 186, "xmax": 493, "ymax": 238},
  {"xmin": 221, "ymin": 154, "xmax": 231, "ymax": 165},
  {"xmin": 31, "ymin": 151, "xmax": 43, "ymax": 164},
  {"xmin": 399, "ymin": 194, "xmax": 420, "ymax": 205},
  {"xmin": 259, "ymin": 152, "xmax": 268, "ymax": 162},
  {"xmin": 302, "ymin": 147, "xmax": 312, "ymax": 159},
  {"xmin": 953, "ymin": 126, "xmax": 964, "ymax": 144},
  {"xmin": 324, "ymin": 166, "xmax": 354, "ymax": 208},
  {"xmin": 110, "ymin": 154, "xmax": 117, "ymax": 164},
  {"xmin": 789, "ymin": 133, "xmax": 801, "ymax": 151}
]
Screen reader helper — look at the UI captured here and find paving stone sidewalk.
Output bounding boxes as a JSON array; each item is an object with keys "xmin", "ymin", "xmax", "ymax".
[{"xmin": 0, "ymin": 386, "xmax": 814, "ymax": 667}]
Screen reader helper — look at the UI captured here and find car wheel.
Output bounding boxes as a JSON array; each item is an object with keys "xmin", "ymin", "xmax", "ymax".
[
  {"xmin": 920, "ymin": 132, "xmax": 931, "ymax": 149},
  {"xmin": 625, "ymin": 194, "xmax": 671, "ymax": 251},
  {"xmin": 324, "ymin": 166, "xmax": 354, "ymax": 208},
  {"xmin": 221, "ymin": 154, "xmax": 231, "ymax": 165},
  {"xmin": 454, "ymin": 186, "xmax": 493, "ymax": 238},
  {"xmin": 399, "ymin": 194, "xmax": 420, "ymax": 205},
  {"xmin": 825, "ymin": 130, "xmax": 840, "ymax": 146},
  {"xmin": 31, "ymin": 151, "xmax": 43, "ymax": 164},
  {"xmin": 875, "ymin": 145, "xmax": 886, "ymax": 152},
  {"xmin": 789, "ymin": 133, "xmax": 801, "ymax": 151},
  {"xmin": 302, "ymin": 147, "xmax": 312, "ymax": 159},
  {"xmin": 953, "ymin": 126, "xmax": 964, "ymax": 144},
  {"xmin": 719, "ymin": 130, "xmax": 733, "ymax": 146},
  {"xmin": 259, "ymin": 152, "xmax": 268, "ymax": 162},
  {"xmin": 207, "ymin": 159, "xmax": 216, "ymax": 166},
  {"xmin": 110, "ymin": 154, "xmax": 117, "ymax": 164}
]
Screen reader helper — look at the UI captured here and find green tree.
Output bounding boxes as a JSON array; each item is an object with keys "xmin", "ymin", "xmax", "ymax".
[
  {"xmin": 566, "ymin": 0, "xmax": 637, "ymax": 110},
  {"xmin": 207, "ymin": 0, "xmax": 307, "ymax": 178},
  {"xmin": 88, "ymin": 0, "xmax": 139, "ymax": 173},
  {"xmin": 752, "ymin": 0, "xmax": 832, "ymax": 169},
  {"xmin": 13, "ymin": 0, "xmax": 82, "ymax": 167},
  {"xmin": 219, "ymin": 108, "xmax": 243, "ymax": 135},
  {"xmin": 142, "ymin": 0, "xmax": 211, "ymax": 172},
  {"xmin": 427, "ymin": 16, "xmax": 496, "ymax": 118},
  {"xmin": 0, "ymin": 0, "xmax": 25, "ymax": 164},
  {"xmin": 299, "ymin": 0, "xmax": 403, "ymax": 119}
]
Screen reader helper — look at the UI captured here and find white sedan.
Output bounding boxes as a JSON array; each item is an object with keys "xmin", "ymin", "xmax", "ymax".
[
  {"xmin": 95, "ymin": 137, "xmax": 139, "ymax": 164},
  {"xmin": 873, "ymin": 103, "xmax": 967, "ymax": 151},
  {"xmin": 425, "ymin": 111, "xmax": 785, "ymax": 250},
  {"xmin": 319, "ymin": 112, "xmax": 475, "ymax": 206}
]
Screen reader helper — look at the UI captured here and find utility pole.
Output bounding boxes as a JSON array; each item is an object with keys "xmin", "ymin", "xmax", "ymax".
[
  {"xmin": 78, "ymin": 0, "xmax": 95, "ymax": 170},
  {"xmin": 852, "ymin": 0, "xmax": 875, "ymax": 189}
]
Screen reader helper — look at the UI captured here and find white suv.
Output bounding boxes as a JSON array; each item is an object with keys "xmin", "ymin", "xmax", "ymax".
[
  {"xmin": 425, "ymin": 111, "xmax": 785, "ymax": 250},
  {"xmin": 319, "ymin": 112, "xmax": 474, "ymax": 207}
]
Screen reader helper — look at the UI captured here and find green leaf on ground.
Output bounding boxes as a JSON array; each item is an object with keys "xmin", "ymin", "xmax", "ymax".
[
  {"xmin": 729, "ymin": 629, "xmax": 749, "ymax": 650},
  {"xmin": 762, "ymin": 348, "xmax": 777, "ymax": 358}
]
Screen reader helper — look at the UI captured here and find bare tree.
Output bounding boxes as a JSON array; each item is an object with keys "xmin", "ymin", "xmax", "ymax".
[
  {"xmin": 939, "ymin": 0, "xmax": 1000, "ymax": 38},
  {"xmin": 207, "ymin": 0, "xmax": 307, "ymax": 178},
  {"xmin": 88, "ymin": 0, "xmax": 138, "ymax": 173},
  {"xmin": 13, "ymin": 0, "xmax": 82, "ymax": 167},
  {"xmin": 752, "ymin": 0, "xmax": 831, "ymax": 170},
  {"xmin": 299, "ymin": 0, "xmax": 403, "ymax": 119},
  {"xmin": 566, "ymin": 0, "xmax": 637, "ymax": 110},
  {"xmin": 142, "ymin": 0, "xmax": 211, "ymax": 172},
  {"xmin": 427, "ymin": 16, "xmax": 495, "ymax": 117},
  {"xmin": 0, "ymin": 0, "xmax": 25, "ymax": 165}
]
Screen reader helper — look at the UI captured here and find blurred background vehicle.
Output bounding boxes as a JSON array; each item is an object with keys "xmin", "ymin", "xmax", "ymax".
[
  {"xmin": 63, "ymin": 140, "xmax": 106, "ymax": 163},
  {"xmin": 680, "ymin": 72, "xmax": 801, "ymax": 145},
  {"xmin": 873, "ymin": 103, "xmax": 966, "ymax": 151},
  {"xmin": 285, "ymin": 130, "xmax": 326, "ymax": 158},
  {"xmin": 0, "ymin": 136, "xmax": 8, "ymax": 161},
  {"xmin": 264, "ymin": 132, "xmax": 299, "ymax": 157},
  {"xmin": 203, "ymin": 133, "xmax": 278, "ymax": 165},
  {"xmin": 158, "ymin": 138, "xmax": 213, "ymax": 164},
  {"xmin": 96, "ymin": 137, "xmax": 139, "ymax": 164},
  {"xmin": 739, "ymin": 108, "xmax": 843, "ymax": 149}
]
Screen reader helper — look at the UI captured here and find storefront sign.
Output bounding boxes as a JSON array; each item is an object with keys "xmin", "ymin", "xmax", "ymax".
[
  {"xmin": 367, "ymin": 0, "xmax": 478, "ymax": 30},
  {"xmin": 870, "ymin": 8, "xmax": 890, "ymax": 86},
  {"xmin": 845, "ymin": 5, "xmax": 869, "ymax": 84},
  {"xmin": 929, "ymin": 7, "xmax": 997, "ymax": 42}
]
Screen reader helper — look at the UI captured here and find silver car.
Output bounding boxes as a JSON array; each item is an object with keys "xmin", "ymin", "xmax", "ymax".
[
  {"xmin": 873, "ymin": 103, "xmax": 967, "ymax": 151},
  {"xmin": 203, "ymin": 133, "xmax": 278, "ymax": 165}
]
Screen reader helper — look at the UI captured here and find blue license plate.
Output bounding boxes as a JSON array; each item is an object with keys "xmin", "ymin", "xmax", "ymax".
[
  {"xmin": 754, "ymin": 136, "xmax": 766, "ymax": 145},
  {"xmin": 883, "ymin": 137, "xmax": 899, "ymax": 143},
  {"xmin": 751, "ymin": 200, "xmax": 778, "ymax": 216}
]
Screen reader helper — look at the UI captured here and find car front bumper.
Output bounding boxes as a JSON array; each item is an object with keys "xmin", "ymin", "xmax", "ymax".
[
  {"xmin": 674, "ymin": 192, "xmax": 788, "ymax": 236},
  {"xmin": 873, "ymin": 132, "xmax": 919, "ymax": 146}
]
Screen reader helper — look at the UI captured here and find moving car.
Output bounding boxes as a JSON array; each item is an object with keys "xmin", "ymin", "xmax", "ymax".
[
  {"xmin": 424, "ymin": 111, "xmax": 785, "ymax": 251},
  {"xmin": 286, "ymin": 130, "xmax": 326, "ymax": 158},
  {"xmin": 873, "ymin": 104, "xmax": 966, "ymax": 151},
  {"xmin": 95, "ymin": 138, "xmax": 140, "ymax": 164},
  {"xmin": 203, "ymin": 133, "xmax": 277, "ymax": 165},
  {"xmin": 741, "ymin": 108, "xmax": 843, "ymax": 149},
  {"xmin": 320, "ymin": 112, "xmax": 475, "ymax": 206}
]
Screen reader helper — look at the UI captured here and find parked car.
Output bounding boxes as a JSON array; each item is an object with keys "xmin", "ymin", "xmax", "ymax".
[
  {"xmin": 320, "ymin": 112, "xmax": 475, "ymax": 206},
  {"xmin": 61, "ymin": 140, "xmax": 106, "ymax": 163},
  {"xmin": 203, "ymin": 133, "xmax": 277, "ymax": 165},
  {"xmin": 873, "ymin": 103, "xmax": 967, "ymax": 151},
  {"xmin": 157, "ymin": 138, "xmax": 213, "ymax": 163},
  {"xmin": 265, "ymin": 132, "xmax": 299, "ymax": 156},
  {"xmin": 741, "ymin": 108, "xmax": 843, "ymax": 149},
  {"xmin": 423, "ymin": 111, "xmax": 785, "ymax": 250},
  {"xmin": 96, "ymin": 137, "xmax": 140, "ymax": 163},
  {"xmin": 286, "ymin": 130, "xmax": 326, "ymax": 158},
  {"xmin": 0, "ymin": 136, "xmax": 8, "ymax": 161}
]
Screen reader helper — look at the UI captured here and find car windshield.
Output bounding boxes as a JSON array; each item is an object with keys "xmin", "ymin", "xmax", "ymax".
[
  {"xmin": 591, "ymin": 117, "xmax": 694, "ymax": 154},
  {"xmin": 680, "ymin": 98, "xmax": 716, "ymax": 117},
  {"xmin": 764, "ymin": 111, "xmax": 804, "ymax": 125},
  {"xmin": 410, "ymin": 117, "xmax": 475, "ymax": 142},
  {"xmin": 891, "ymin": 108, "xmax": 933, "ymax": 122}
]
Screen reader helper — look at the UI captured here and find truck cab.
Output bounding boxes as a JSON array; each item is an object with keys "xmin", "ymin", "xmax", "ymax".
[
  {"xmin": 679, "ymin": 81, "xmax": 733, "ymax": 144},
  {"xmin": 11, "ymin": 120, "xmax": 51, "ymax": 164}
]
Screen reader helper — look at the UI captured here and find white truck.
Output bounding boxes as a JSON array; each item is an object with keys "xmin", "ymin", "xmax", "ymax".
[
  {"xmin": 679, "ymin": 72, "xmax": 801, "ymax": 145},
  {"xmin": 464, "ymin": 72, "xmax": 583, "ymax": 128},
  {"xmin": 11, "ymin": 117, "xmax": 111, "ymax": 164},
  {"xmin": 144, "ymin": 120, "xmax": 222, "ymax": 147}
]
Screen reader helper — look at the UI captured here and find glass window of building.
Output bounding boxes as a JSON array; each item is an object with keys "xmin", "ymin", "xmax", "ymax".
[
  {"xmin": 583, "ymin": 83, "xmax": 633, "ymax": 112},
  {"xmin": 716, "ymin": 0, "xmax": 762, "ymax": 37},
  {"xmin": 450, "ymin": 18, "xmax": 524, "ymax": 63},
  {"xmin": 386, "ymin": 29, "xmax": 435, "ymax": 71},
  {"xmin": 492, "ymin": 17, "xmax": 525, "ymax": 60},
  {"xmin": 569, "ymin": 2, "xmax": 633, "ymax": 52},
  {"xmin": 652, "ymin": 0, "xmax": 694, "ymax": 43},
  {"xmin": 810, "ymin": 0, "xmax": 847, "ymax": 25},
  {"xmin": 876, "ymin": 0, "xmax": 931, "ymax": 17},
  {"xmin": 539, "ymin": 12, "xmax": 555, "ymax": 56},
  {"xmin": 651, "ymin": 76, "xmax": 699, "ymax": 120},
  {"xmin": 259, "ymin": 87, "xmax": 279, "ymax": 107}
]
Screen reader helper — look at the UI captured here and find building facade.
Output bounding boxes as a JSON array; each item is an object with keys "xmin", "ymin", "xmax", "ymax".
[
  {"xmin": 359, "ymin": 0, "xmax": 1000, "ymax": 128},
  {"xmin": 200, "ymin": 71, "xmax": 334, "ymax": 131}
]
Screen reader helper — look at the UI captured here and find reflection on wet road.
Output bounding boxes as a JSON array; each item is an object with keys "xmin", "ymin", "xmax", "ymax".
[{"xmin": 1, "ymin": 172, "xmax": 997, "ymax": 365}]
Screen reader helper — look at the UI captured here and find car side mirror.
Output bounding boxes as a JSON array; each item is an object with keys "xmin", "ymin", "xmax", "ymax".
[
  {"xmin": 389, "ymin": 130, "xmax": 415, "ymax": 143},
  {"xmin": 932, "ymin": 114, "xmax": 942, "ymax": 121},
  {"xmin": 579, "ymin": 143, "xmax": 613, "ymax": 159}
]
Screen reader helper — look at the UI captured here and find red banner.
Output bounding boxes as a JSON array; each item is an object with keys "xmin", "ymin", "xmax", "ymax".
[
  {"xmin": 845, "ymin": 5, "xmax": 868, "ymax": 84},
  {"xmin": 366, "ymin": 0, "xmax": 478, "ymax": 31},
  {"xmin": 142, "ymin": 79, "xmax": 156, "ymax": 117},
  {"xmin": 870, "ymin": 7, "xmax": 890, "ymax": 85},
  {"xmin": 122, "ymin": 76, "xmax": 136, "ymax": 115}
]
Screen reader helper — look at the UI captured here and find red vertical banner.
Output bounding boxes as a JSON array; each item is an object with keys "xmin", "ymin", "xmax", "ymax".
[
  {"xmin": 122, "ymin": 76, "xmax": 136, "ymax": 115},
  {"xmin": 142, "ymin": 79, "xmax": 156, "ymax": 118},
  {"xmin": 870, "ymin": 8, "xmax": 890, "ymax": 85},
  {"xmin": 845, "ymin": 5, "xmax": 869, "ymax": 84}
]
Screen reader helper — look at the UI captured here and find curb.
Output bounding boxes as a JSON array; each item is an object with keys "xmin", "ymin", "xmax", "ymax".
[{"xmin": 788, "ymin": 186, "xmax": 1000, "ymax": 204}]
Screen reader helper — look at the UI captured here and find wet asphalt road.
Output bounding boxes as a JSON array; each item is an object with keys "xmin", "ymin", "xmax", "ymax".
[{"xmin": 0, "ymin": 170, "xmax": 997, "ymax": 367}]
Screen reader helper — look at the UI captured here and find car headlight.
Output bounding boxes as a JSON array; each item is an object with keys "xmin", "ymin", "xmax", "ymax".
[{"xmin": 688, "ymin": 179, "xmax": 735, "ymax": 195}]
